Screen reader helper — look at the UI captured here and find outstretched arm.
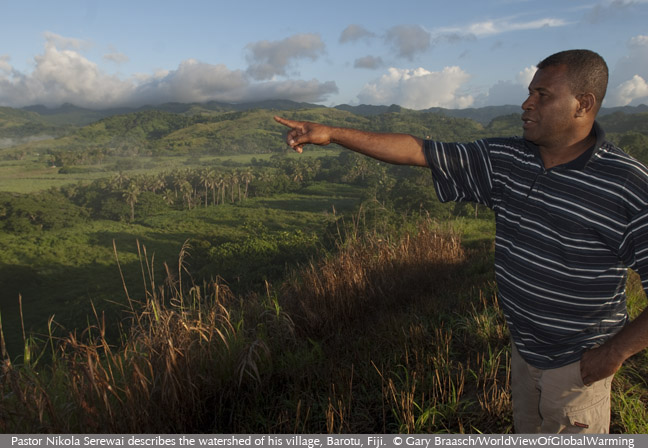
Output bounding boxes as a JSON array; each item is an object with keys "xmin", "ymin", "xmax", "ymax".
[{"xmin": 274, "ymin": 116, "xmax": 428, "ymax": 167}]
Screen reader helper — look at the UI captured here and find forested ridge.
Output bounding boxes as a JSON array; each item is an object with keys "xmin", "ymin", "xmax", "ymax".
[{"xmin": 2, "ymin": 101, "xmax": 647, "ymax": 156}]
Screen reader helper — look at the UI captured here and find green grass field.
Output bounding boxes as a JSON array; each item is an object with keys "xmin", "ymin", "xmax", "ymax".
[
  {"xmin": 0, "ymin": 150, "xmax": 339, "ymax": 193},
  {"xmin": 0, "ymin": 178, "xmax": 362, "ymax": 357}
]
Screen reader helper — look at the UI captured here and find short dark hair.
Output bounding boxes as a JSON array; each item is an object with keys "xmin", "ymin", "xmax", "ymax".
[{"xmin": 537, "ymin": 49, "xmax": 609, "ymax": 109}]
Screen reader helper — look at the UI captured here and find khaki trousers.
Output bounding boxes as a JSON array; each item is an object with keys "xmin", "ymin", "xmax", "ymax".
[{"xmin": 511, "ymin": 343, "xmax": 613, "ymax": 434}]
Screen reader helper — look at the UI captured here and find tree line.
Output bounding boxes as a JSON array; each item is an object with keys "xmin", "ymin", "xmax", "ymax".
[{"xmin": 0, "ymin": 149, "xmax": 487, "ymax": 235}]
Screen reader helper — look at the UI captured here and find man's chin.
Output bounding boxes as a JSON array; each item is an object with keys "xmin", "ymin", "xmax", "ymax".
[{"xmin": 522, "ymin": 130, "xmax": 539, "ymax": 144}]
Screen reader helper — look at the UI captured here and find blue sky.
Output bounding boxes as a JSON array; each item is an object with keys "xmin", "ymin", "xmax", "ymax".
[{"xmin": 1, "ymin": 0, "xmax": 647, "ymax": 110}]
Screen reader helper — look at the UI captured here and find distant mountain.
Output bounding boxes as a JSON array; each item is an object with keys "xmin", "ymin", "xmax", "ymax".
[
  {"xmin": 334, "ymin": 104, "xmax": 404, "ymax": 116},
  {"xmin": 426, "ymin": 104, "xmax": 648, "ymax": 125},
  {"xmin": 598, "ymin": 104, "xmax": 648, "ymax": 116},
  {"xmin": 334, "ymin": 104, "xmax": 519, "ymax": 124},
  {"xmin": 226, "ymin": 99, "xmax": 326, "ymax": 112},
  {"xmin": 1, "ymin": 106, "xmax": 47, "ymax": 122},
  {"xmin": 335, "ymin": 103, "xmax": 648, "ymax": 125},
  {"xmin": 18, "ymin": 100, "xmax": 648, "ymax": 128},
  {"xmin": 20, "ymin": 100, "xmax": 326, "ymax": 127},
  {"xmin": 424, "ymin": 106, "xmax": 522, "ymax": 125},
  {"xmin": 135, "ymin": 99, "xmax": 326, "ymax": 115},
  {"xmin": 4, "ymin": 100, "xmax": 646, "ymax": 153},
  {"xmin": 22, "ymin": 103, "xmax": 135, "ymax": 126},
  {"xmin": 1, "ymin": 104, "xmax": 490, "ymax": 157},
  {"xmin": 599, "ymin": 109, "xmax": 648, "ymax": 134},
  {"xmin": 0, "ymin": 106, "xmax": 70, "ymax": 147},
  {"xmin": 334, "ymin": 104, "xmax": 522, "ymax": 125}
]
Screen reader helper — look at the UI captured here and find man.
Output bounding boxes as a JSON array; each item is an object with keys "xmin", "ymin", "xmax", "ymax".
[{"xmin": 274, "ymin": 50, "xmax": 648, "ymax": 434}]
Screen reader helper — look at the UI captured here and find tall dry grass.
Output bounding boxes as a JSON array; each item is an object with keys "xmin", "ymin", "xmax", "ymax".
[
  {"xmin": 0, "ymin": 217, "xmax": 520, "ymax": 433},
  {"xmin": 0, "ymin": 240, "xmax": 286, "ymax": 433},
  {"xmin": 281, "ymin": 221, "xmax": 466, "ymax": 336},
  {"xmin": 278, "ymin": 218, "xmax": 512, "ymax": 433}
]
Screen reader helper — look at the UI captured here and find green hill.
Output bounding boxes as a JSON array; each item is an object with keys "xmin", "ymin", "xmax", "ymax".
[
  {"xmin": 0, "ymin": 107, "xmax": 70, "ymax": 148},
  {"xmin": 2, "ymin": 106, "xmax": 487, "ymax": 161},
  {"xmin": 3, "ymin": 101, "xmax": 648, "ymax": 165},
  {"xmin": 599, "ymin": 111, "xmax": 648, "ymax": 134}
]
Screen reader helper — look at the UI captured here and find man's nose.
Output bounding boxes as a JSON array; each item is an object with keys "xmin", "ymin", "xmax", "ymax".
[{"xmin": 521, "ymin": 96, "xmax": 534, "ymax": 110}]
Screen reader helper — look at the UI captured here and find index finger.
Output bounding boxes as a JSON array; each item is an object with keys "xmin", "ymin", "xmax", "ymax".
[{"xmin": 274, "ymin": 116, "xmax": 302, "ymax": 129}]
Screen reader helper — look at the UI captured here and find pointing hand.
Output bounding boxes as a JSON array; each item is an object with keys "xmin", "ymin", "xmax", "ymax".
[{"xmin": 274, "ymin": 116, "xmax": 333, "ymax": 153}]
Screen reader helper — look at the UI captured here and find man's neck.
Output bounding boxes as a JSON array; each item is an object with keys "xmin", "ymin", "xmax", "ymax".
[{"xmin": 539, "ymin": 132, "xmax": 596, "ymax": 170}]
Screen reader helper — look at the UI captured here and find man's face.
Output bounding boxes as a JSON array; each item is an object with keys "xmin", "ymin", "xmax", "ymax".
[{"xmin": 521, "ymin": 64, "xmax": 581, "ymax": 149}]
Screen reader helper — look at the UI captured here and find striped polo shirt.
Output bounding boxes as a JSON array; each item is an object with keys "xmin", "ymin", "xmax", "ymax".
[{"xmin": 423, "ymin": 122, "xmax": 648, "ymax": 369}]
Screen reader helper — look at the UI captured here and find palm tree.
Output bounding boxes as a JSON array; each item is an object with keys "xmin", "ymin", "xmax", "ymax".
[
  {"xmin": 187, "ymin": 170, "xmax": 201, "ymax": 206},
  {"xmin": 162, "ymin": 189, "xmax": 175, "ymax": 206},
  {"xmin": 215, "ymin": 172, "xmax": 226, "ymax": 205},
  {"xmin": 111, "ymin": 171, "xmax": 130, "ymax": 190},
  {"xmin": 241, "ymin": 169, "xmax": 255, "ymax": 200},
  {"xmin": 291, "ymin": 164, "xmax": 305, "ymax": 184},
  {"xmin": 200, "ymin": 168, "xmax": 216, "ymax": 207},
  {"xmin": 173, "ymin": 170, "xmax": 188, "ymax": 199},
  {"xmin": 180, "ymin": 181, "xmax": 194, "ymax": 209},
  {"xmin": 255, "ymin": 170, "xmax": 273, "ymax": 196},
  {"xmin": 210, "ymin": 171, "xmax": 219, "ymax": 206},
  {"xmin": 351, "ymin": 157, "xmax": 371, "ymax": 182},
  {"xmin": 123, "ymin": 183, "xmax": 140, "ymax": 222},
  {"xmin": 305, "ymin": 159, "xmax": 321, "ymax": 181},
  {"xmin": 228, "ymin": 171, "xmax": 239, "ymax": 203},
  {"xmin": 151, "ymin": 175, "xmax": 166, "ymax": 194},
  {"xmin": 134, "ymin": 174, "xmax": 152, "ymax": 192}
]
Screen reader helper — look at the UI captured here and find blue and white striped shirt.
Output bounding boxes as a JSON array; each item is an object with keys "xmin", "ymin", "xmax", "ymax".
[{"xmin": 423, "ymin": 122, "xmax": 648, "ymax": 369}]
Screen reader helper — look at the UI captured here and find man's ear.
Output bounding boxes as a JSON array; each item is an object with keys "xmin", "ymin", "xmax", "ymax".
[{"xmin": 576, "ymin": 93, "xmax": 597, "ymax": 117}]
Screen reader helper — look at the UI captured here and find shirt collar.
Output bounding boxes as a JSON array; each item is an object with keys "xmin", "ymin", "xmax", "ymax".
[{"xmin": 525, "ymin": 121, "xmax": 605, "ymax": 171}]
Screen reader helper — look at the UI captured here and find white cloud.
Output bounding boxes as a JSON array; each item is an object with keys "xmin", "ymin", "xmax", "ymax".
[
  {"xmin": 612, "ymin": 35, "xmax": 648, "ymax": 83},
  {"xmin": 103, "ymin": 51, "xmax": 129, "ymax": 64},
  {"xmin": 0, "ymin": 34, "xmax": 134, "ymax": 108},
  {"xmin": 385, "ymin": 25, "xmax": 431, "ymax": 60},
  {"xmin": 340, "ymin": 25, "xmax": 376, "ymax": 44},
  {"xmin": 354, "ymin": 55, "xmax": 384, "ymax": 70},
  {"xmin": 0, "ymin": 34, "xmax": 338, "ymax": 108},
  {"xmin": 436, "ymin": 17, "xmax": 570, "ymax": 40},
  {"xmin": 357, "ymin": 66, "xmax": 473, "ymax": 109},
  {"xmin": 477, "ymin": 18, "xmax": 568, "ymax": 36},
  {"xmin": 608, "ymin": 34, "xmax": 648, "ymax": 106},
  {"xmin": 586, "ymin": 0, "xmax": 648, "ymax": 23},
  {"xmin": 0, "ymin": 55, "xmax": 12, "ymax": 74},
  {"xmin": 517, "ymin": 66, "xmax": 537, "ymax": 87},
  {"xmin": 245, "ymin": 34, "xmax": 326, "ymax": 81},
  {"xmin": 475, "ymin": 66, "xmax": 536, "ymax": 107},
  {"xmin": 245, "ymin": 79, "xmax": 338, "ymax": 103},
  {"xmin": 479, "ymin": 81, "xmax": 525, "ymax": 107},
  {"xmin": 131, "ymin": 59, "xmax": 249, "ymax": 105},
  {"xmin": 133, "ymin": 60, "xmax": 337, "ymax": 105},
  {"xmin": 42, "ymin": 32, "xmax": 86, "ymax": 50},
  {"xmin": 631, "ymin": 34, "xmax": 648, "ymax": 44},
  {"xmin": 608, "ymin": 75, "xmax": 648, "ymax": 106}
]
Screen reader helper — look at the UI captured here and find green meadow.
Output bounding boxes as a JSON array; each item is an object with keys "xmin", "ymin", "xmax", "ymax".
[{"xmin": 0, "ymin": 103, "xmax": 646, "ymax": 433}]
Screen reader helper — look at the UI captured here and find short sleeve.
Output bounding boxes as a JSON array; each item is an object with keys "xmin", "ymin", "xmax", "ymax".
[{"xmin": 423, "ymin": 139, "xmax": 494, "ymax": 208}]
